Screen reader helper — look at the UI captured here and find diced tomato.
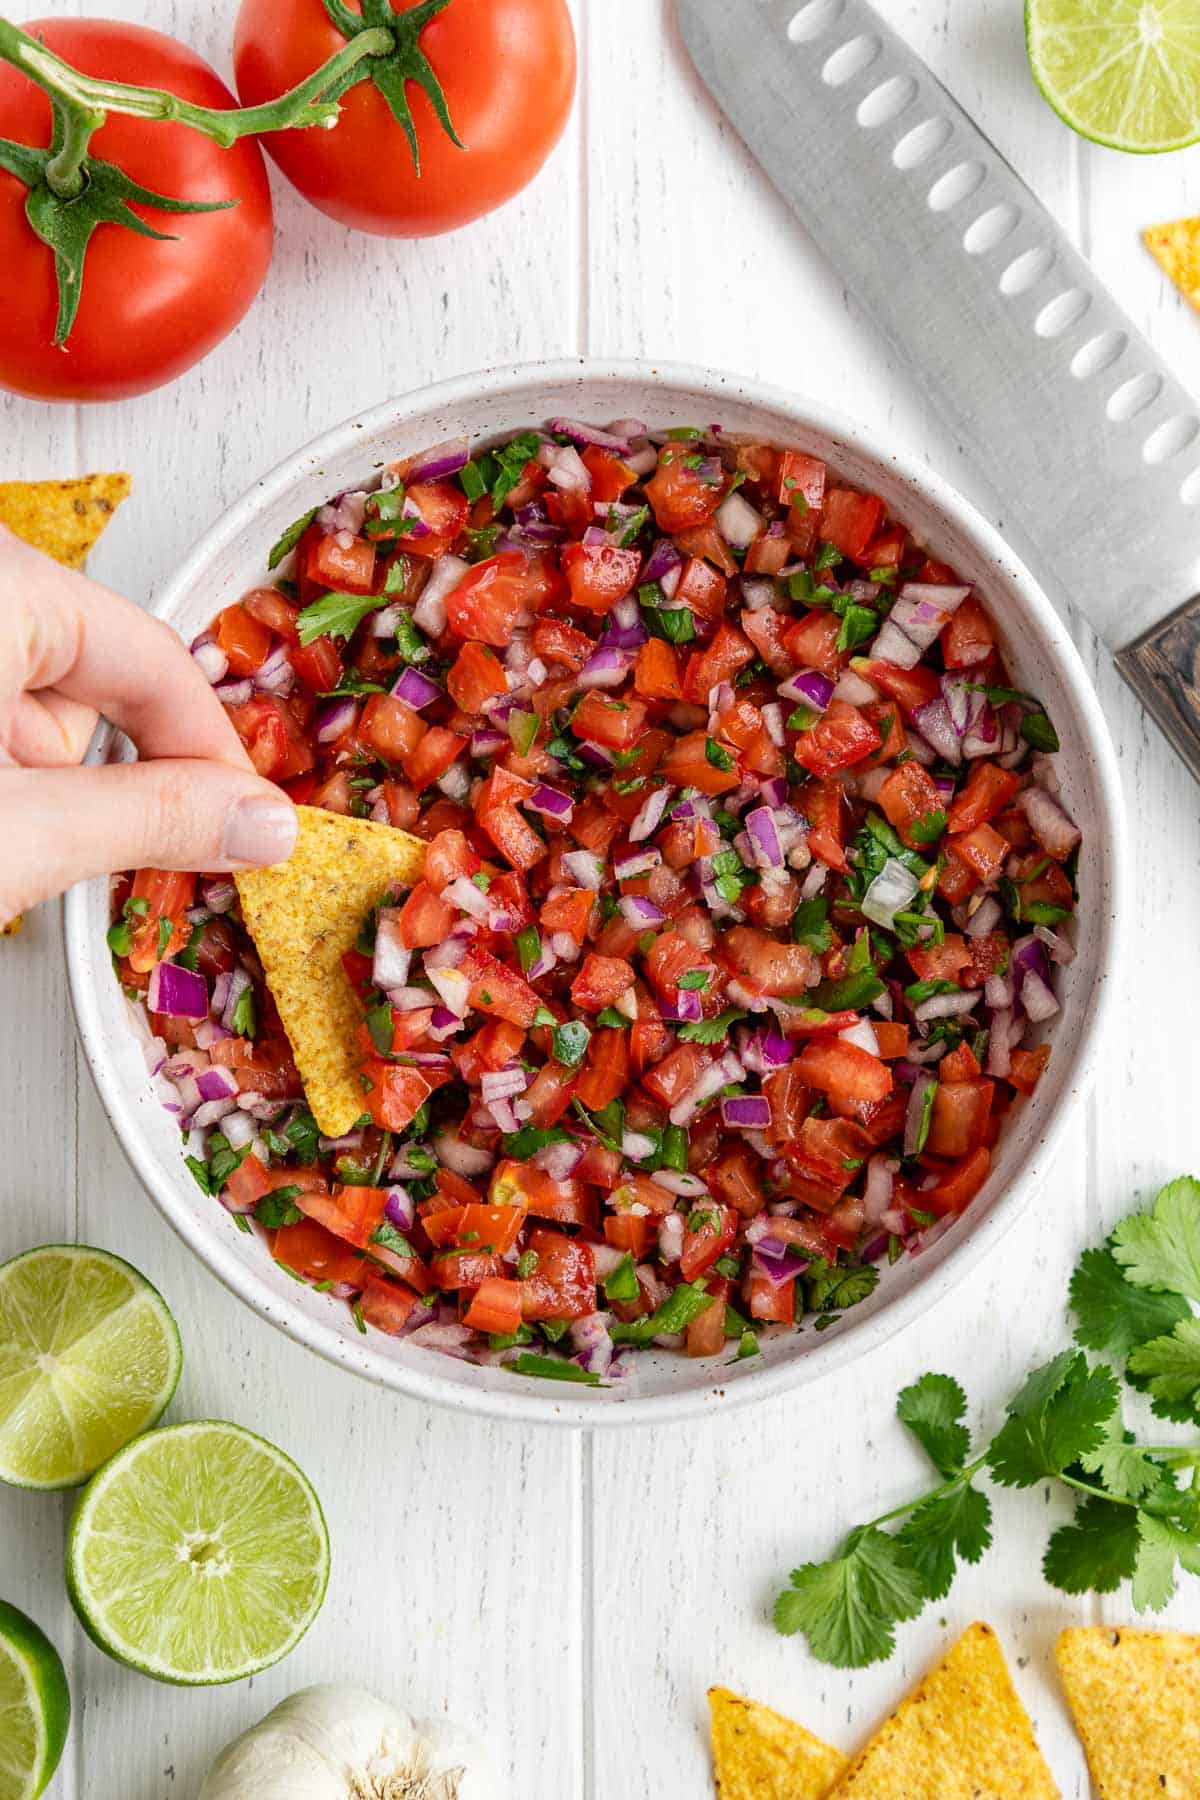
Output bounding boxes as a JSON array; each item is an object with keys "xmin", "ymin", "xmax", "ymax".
[
  {"xmin": 645, "ymin": 446, "xmax": 725, "ymax": 532},
  {"xmin": 686, "ymin": 1294, "xmax": 727, "ymax": 1357},
  {"xmin": 777, "ymin": 450, "xmax": 826, "ymax": 516},
  {"xmin": 820, "ymin": 488, "xmax": 886, "ymax": 561},
  {"xmin": 857, "ymin": 659, "xmax": 941, "ymax": 718},
  {"xmin": 359, "ymin": 1274, "xmax": 419, "ymax": 1335},
  {"xmin": 273, "ymin": 1219, "xmax": 365, "ymax": 1287},
  {"xmin": 642, "ymin": 1043, "xmax": 709, "ymax": 1110},
  {"xmin": 541, "ymin": 887, "xmax": 595, "ymax": 944},
  {"xmin": 792, "ymin": 701, "xmax": 881, "ymax": 776},
  {"xmin": 291, "ymin": 634, "xmax": 343, "ymax": 694},
  {"xmin": 215, "ymin": 602, "xmax": 272, "ymax": 677},
  {"xmin": 520, "ymin": 1228, "xmax": 596, "ymax": 1320},
  {"xmin": 126, "ymin": 868, "xmax": 195, "ymax": 972},
  {"xmin": 462, "ymin": 947, "xmax": 541, "ymax": 1028},
  {"xmin": 445, "ymin": 552, "xmax": 529, "ymax": 647},
  {"xmin": 571, "ymin": 953, "xmax": 635, "ymax": 1012},
  {"xmin": 580, "ymin": 445, "xmax": 637, "ymax": 502},
  {"xmin": 227, "ymin": 697, "xmax": 290, "ymax": 782},
  {"xmin": 576, "ymin": 1028, "xmax": 630, "ymax": 1110},
  {"xmin": 463, "ymin": 1276, "xmax": 523, "ymax": 1336},
  {"xmin": 361, "ymin": 693, "xmax": 425, "ymax": 762},
  {"xmin": 926, "ymin": 1079, "xmax": 994, "ymax": 1158},
  {"xmin": 795, "ymin": 1039, "xmax": 892, "ymax": 1104},
  {"xmin": 430, "ymin": 1249, "xmax": 505, "ymax": 1290},
  {"xmin": 680, "ymin": 1204, "xmax": 738, "ymax": 1281},
  {"xmin": 475, "ymin": 767, "xmax": 546, "ymax": 870},
  {"xmin": 674, "ymin": 522, "xmax": 738, "ymax": 577},
  {"xmin": 873, "ymin": 1021, "xmax": 910, "ymax": 1060},
  {"xmin": 724, "ymin": 927, "xmax": 814, "ymax": 997},
  {"xmin": 960, "ymin": 931, "xmax": 1010, "ymax": 988},
  {"xmin": 906, "ymin": 934, "xmax": 971, "ymax": 982},
  {"xmin": 942, "ymin": 595, "xmax": 996, "ymax": 667},
  {"xmin": 948, "ymin": 823, "xmax": 1008, "ymax": 883},
  {"xmin": 683, "ymin": 622, "xmax": 755, "ymax": 702},
  {"xmin": 924, "ymin": 1146, "xmax": 990, "ymax": 1217},
  {"xmin": 946, "ymin": 763, "xmax": 1021, "ymax": 834},
  {"xmin": 863, "ymin": 523, "xmax": 906, "ymax": 567},
  {"xmin": 402, "ymin": 481, "xmax": 469, "ymax": 558},
  {"xmin": 747, "ymin": 1272, "xmax": 795, "ymax": 1323},
  {"xmin": 707, "ymin": 1143, "xmax": 764, "ymax": 1217},
  {"xmin": 801, "ymin": 778, "xmax": 847, "ymax": 871},
  {"xmin": 533, "ymin": 618, "xmax": 593, "ymax": 672},
  {"xmin": 398, "ymin": 880, "xmax": 457, "ymax": 948},
  {"xmin": 361, "ymin": 1061, "xmax": 439, "ymax": 1131},
  {"xmin": 784, "ymin": 609, "xmax": 844, "ymax": 678},
  {"xmin": 296, "ymin": 1182, "xmax": 387, "ymax": 1249},
  {"xmin": 561, "ymin": 542, "xmax": 642, "ymax": 612},
  {"xmin": 447, "ymin": 641, "xmax": 509, "ymax": 714},
  {"xmin": 740, "ymin": 604, "xmax": 792, "ymax": 674},
  {"xmin": 879, "ymin": 761, "xmax": 945, "ymax": 849},
  {"xmin": 785, "ymin": 1116, "xmax": 870, "ymax": 1197},
  {"xmin": 663, "ymin": 730, "xmax": 739, "ymax": 795},
  {"xmin": 1008, "ymin": 1044, "xmax": 1050, "ymax": 1094},
  {"xmin": 404, "ymin": 726, "xmax": 468, "ymax": 792},
  {"xmin": 603, "ymin": 1214, "xmax": 655, "ymax": 1258},
  {"xmin": 939, "ymin": 1041, "xmax": 982, "ymax": 1084},
  {"xmin": 424, "ymin": 828, "xmax": 480, "ymax": 892},
  {"xmin": 573, "ymin": 690, "xmax": 648, "ymax": 751},
  {"xmin": 308, "ymin": 531, "xmax": 376, "ymax": 594}
]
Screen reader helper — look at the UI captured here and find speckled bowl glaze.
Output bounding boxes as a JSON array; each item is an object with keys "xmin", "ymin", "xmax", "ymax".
[{"xmin": 64, "ymin": 360, "xmax": 1123, "ymax": 1426}]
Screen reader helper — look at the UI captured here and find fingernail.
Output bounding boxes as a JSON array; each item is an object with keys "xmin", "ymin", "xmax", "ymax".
[{"xmin": 221, "ymin": 796, "xmax": 298, "ymax": 867}]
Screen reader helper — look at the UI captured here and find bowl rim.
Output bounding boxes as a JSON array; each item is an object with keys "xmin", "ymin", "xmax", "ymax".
[{"xmin": 64, "ymin": 355, "xmax": 1125, "ymax": 1428}]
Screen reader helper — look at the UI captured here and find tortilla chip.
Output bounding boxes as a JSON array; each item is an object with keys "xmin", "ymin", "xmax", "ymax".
[
  {"xmin": 234, "ymin": 806, "xmax": 426, "ymax": 1137},
  {"xmin": 1145, "ymin": 217, "xmax": 1200, "ymax": 313},
  {"xmin": 1, "ymin": 917, "xmax": 21, "ymax": 936},
  {"xmin": 1057, "ymin": 1625, "xmax": 1200, "ymax": 1797},
  {"xmin": 829, "ymin": 1622, "xmax": 1057, "ymax": 1799},
  {"xmin": 708, "ymin": 1687, "xmax": 847, "ymax": 1799},
  {"xmin": 0, "ymin": 473, "xmax": 130, "ymax": 568}
]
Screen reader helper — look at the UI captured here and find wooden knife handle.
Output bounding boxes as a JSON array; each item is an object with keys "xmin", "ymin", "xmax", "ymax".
[{"xmin": 1115, "ymin": 595, "xmax": 1200, "ymax": 784}]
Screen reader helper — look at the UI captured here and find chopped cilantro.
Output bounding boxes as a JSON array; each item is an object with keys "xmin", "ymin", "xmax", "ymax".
[
  {"xmin": 267, "ymin": 506, "xmax": 318, "ymax": 571},
  {"xmin": 677, "ymin": 1008, "xmax": 746, "ymax": 1045},
  {"xmin": 296, "ymin": 591, "xmax": 384, "ymax": 647}
]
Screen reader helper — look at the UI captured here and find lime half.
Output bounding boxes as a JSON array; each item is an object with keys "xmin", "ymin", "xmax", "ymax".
[
  {"xmin": 66, "ymin": 1420, "xmax": 329, "ymax": 1685},
  {"xmin": 0, "ymin": 1246, "xmax": 182, "ymax": 1490},
  {"xmin": 1027, "ymin": 0, "xmax": 1200, "ymax": 152},
  {"xmin": 0, "ymin": 1600, "xmax": 70, "ymax": 1800}
]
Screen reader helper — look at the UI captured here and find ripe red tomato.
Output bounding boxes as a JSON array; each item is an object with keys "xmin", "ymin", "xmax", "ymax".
[
  {"xmin": 0, "ymin": 20, "xmax": 273, "ymax": 402},
  {"xmin": 234, "ymin": 0, "xmax": 576, "ymax": 238}
]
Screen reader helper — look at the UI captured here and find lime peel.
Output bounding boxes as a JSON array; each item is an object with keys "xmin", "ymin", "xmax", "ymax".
[
  {"xmin": 0, "ymin": 1599, "xmax": 70, "ymax": 1800},
  {"xmin": 1027, "ymin": 0, "xmax": 1200, "ymax": 153}
]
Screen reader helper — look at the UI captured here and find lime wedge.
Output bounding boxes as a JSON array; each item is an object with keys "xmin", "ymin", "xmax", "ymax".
[
  {"xmin": 1027, "ymin": 0, "xmax": 1200, "ymax": 152},
  {"xmin": 0, "ymin": 1246, "xmax": 182, "ymax": 1490},
  {"xmin": 66, "ymin": 1420, "xmax": 329, "ymax": 1685},
  {"xmin": 0, "ymin": 1600, "xmax": 70, "ymax": 1800}
]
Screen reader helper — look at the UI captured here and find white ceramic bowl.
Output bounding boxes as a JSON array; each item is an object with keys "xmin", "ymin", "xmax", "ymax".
[{"xmin": 65, "ymin": 359, "xmax": 1123, "ymax": 1426}]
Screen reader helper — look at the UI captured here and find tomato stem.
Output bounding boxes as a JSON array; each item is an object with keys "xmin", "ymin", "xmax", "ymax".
[{"xmin": 0, "ymin": 20, "xmax": 395, "ymax": 197}]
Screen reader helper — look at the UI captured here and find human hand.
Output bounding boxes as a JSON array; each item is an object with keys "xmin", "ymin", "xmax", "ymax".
[{"xmin": 0, "ymin": 527, "xmax": 298, "ymax": 920}]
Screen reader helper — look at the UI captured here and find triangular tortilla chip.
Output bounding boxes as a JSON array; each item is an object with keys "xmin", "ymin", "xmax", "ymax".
[
  {"xmin": 0, "ymin": 472, "xmax": 130, "ymax": 568},
  {"xmin": 829, "ymin": 1622, "xmax": 1057, "ymax": 1798},
  {"xmin": 709, "ymin": 1686, "xmax": 847, "ymax": 1799},
  {"xmin": 1145, "ymin": 217, "xmax": 1200, "ymax": 313},
  {"xmin": 1057, "ymin": 1625, "xmax": 1200, "ymax": 1797},
  {"xmin": 235, "ymin": 806, "xmax": 426, "ymax": 1137}
]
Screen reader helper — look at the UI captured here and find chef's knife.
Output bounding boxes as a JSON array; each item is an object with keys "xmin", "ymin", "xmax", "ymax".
[{"xmin": 677, "ymin": 0, "xmax": 1200, "ymax": 780}]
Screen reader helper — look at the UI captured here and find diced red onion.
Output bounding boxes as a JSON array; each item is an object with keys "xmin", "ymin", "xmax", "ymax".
[
  {"xmin": 413, "ymin": 555, "xmax": 469, "ymax": 636},
  {"xmin": 1018, "ymin": 787, "xmax": 1080, "ymax": 859},
  {"xmin": 547, "ymin": 416, "xmax": 631, "ymax": 452},
  {"xmin": 833, "ymin": 668, "xmax": 879, "ymax": 706},
  {"xmin": 371, "ymin": 909, "xmax": 411, "ymax": 992},
  {"xmin": 839, "ymin": 1019, "xmax": 880, "ymax": 1055},
  {"xmin": 445, "ymin": 876, "xmax": 492, "ymax": 922},
  {"xmin": 191, "ymin": 1096, "xmax": 239, "ymax": 1130},
  {"xmin": 538, "ymin": 441, "xmax": 590, "ymax": 492},
  {"xmin": 744, "ymin": 806, "xmax": 784, "ymax": 871},
  {"xmin": 984, "ymin": 972, "xmax": 1013, "ymax": 1009},
  {"xmin": 620, "ymin": 1129, "xmax": 657, "ymax": 1162},
  {"xmin": 407, "ymin": 437, "xmax": 470, "ymax": 483},
  {"xmin": 862, "ymin": 1154, "xmax": 896, "ymax": 1227},
  {"xmin": 386, "ymin": 985, "xmax": 435, "ymax": 1013},
  {"xmin": 577, "ymin": 645, "xmax": 634, "ymax": 691},
  {"xmin": 548, "ymin": 932, "xmax": 580, "ymax": 964},
  {"xmin": 382, "ymin": 1185, "xmax": 415, "ymax": 1232},
  {"xmin": 753, "ymin": 1238, "xmax": 802, "ymax": 1287},
  {"xmin": 619, "ymin": 894, "xmax": 665, "ymax": 927},
  {"xmin": 965, "ymin": 895, "xmax": 1002, "ymax": 938},
  {"xmin": 740, "ymin": 577, "xmax": 777, "ymax": 612},
  {"xmin": 192, "ymin": 640, "xmax": 228, "ymax": 685},
  {"xmin": 436, "ymin": 761, "xmax": 470, "ymax": 802},
  {"xmin": 778, "ymin": 670, "xmax": 833, "ymax": 710},
  {"xmin": 662, "ymin": 988, "xmax": 703, "ymax": 1024},
  {"xmin": 613, "ymin": 847, "xmax": 661, "ymax": 880},
  {"xmin": 391, "ymin": 665, "xmax": 440, "ymax": 710},
  {"xmin": 715, "ymin": 490, "xmax": 763, "ymax": 549},
  {"xmin": 254, "ymin": 642, "xmax": 295, "ymax": 699},
  {"xmin": 657, "ymin": 1213, "xmax": 685, "ymax": 1264},
  {"xmin": 1034, "ymin": 923, "xmax": 1075, "ymax": 965},
  {"xmin": 862, "ymin": 857, "xmax": 919, "ymax": 929},
  {"xmin": 891, "ymin": 583, "xmax": 970, "ymax": 650},
  {"xmin": 911, "ymin": 696, "xmax": 962, "ymax": 766},
  {"xmin": 721, "ymin": 1094, "xmax": 771, "ymax": 1128},
  {"xmin": 195, "ymin": 1065, "xmax": 238, "ymax": 1105},
  {"xmin": 480, "ymin": 1066, "xmax": 529, "ymax": 1105},
  {"xmin": 629, "ymin": 784, "xmax": 674, "ymax": 842},
  {"xmin": 867, "ymin": 621, "xmax": 922, "ymax": 668},
  {"xmin": 221, "ymin": 1109, "xmax": 257, "ymax": 1153},
  {"xmin": 561, "ymin": 849, "xmax": 604, "ymax": 891},
  {"xmin": 221, "ymin": 967, "xmax": 252, "ymax": 1033},
  {"xmin": 1021, "ymin": 969, "xmax": 1060, "ymax": 1023},
  {"xmin": 424, "ymin": 930, "xmax": 472, "ymax": 971},
  {"xmin": 986, "ymin": 1010, "xmax": 1013, "ymax": 1077},
  {"xmin": 147, "ymin": 961, "xmax": 209, "ymax": 1020},
  {"xmin": 433, "ymin": 1131, "xmax": 492, "ymax": 1179},
  {"xmin": 317, "ymin": 489, "xmax": 368, "ymax": 537},
  {"xmin": 534, "ymin": 1140, "xmax": 584, "ymax": 1181},
  {"xmin": 914, "ymin": 990, "xmax": 978, "ymax": 1024},
  {"xmin": 800, "ymin": 863, "xmax": 827, "ymax": 899},
  {"xmin": 424, "ymin": 964, "xmax": 468, "ymax": 1017},
  {"xmin": 471, "ymin": 727, "xmax": 508, "ymax": 759},
  {"xmin": 570, "ymin": 1312, "xmax": 615, "ymax": 1379},
  {"xmin": 643, "ymin": 537, "xmax": 683, "ymax": 586},
  {"xmin": 669, "ymin": 1050, "xmax": 742, "ymax": 1126},
  {"xmin": 316, "ymin": 697, "xmax": 358, "ymax": 744},
  {"xmin": 214, "ymin": 678, "xmax": 253, "ymax": 706},
  {"xmin": 485, "ymin": 1096, "xmax": 519, "ymax": 1134}
]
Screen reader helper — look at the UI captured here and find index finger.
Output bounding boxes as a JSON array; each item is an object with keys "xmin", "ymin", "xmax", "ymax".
[{"xmin": 0, "ymin": 528, "xmax": 255, "ymax": 769}]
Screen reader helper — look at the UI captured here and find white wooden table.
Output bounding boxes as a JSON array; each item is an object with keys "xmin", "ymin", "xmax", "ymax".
[{"xmin": 4, "ymin": 2, "xmax": 1200, "ymax": 1793}]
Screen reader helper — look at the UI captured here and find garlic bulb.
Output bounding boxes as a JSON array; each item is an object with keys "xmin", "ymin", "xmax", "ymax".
[{"xmin": 199, "ymin": 1684, "xmax": 503, "ymax": 1800}]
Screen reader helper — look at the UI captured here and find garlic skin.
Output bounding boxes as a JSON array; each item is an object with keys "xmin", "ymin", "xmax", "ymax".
[{"xmin": 199, "ymin": 1685, "xmax": 503, "ymax": 1800}]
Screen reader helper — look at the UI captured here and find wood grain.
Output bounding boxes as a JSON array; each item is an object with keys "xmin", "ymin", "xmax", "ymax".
[{"xmin": 3, "ymin": 2, "xmax": 1200, "ymax": 1796}]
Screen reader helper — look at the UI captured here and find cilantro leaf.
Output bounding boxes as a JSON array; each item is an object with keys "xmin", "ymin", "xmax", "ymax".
[
  {"xmin": 792, "ymin": 895, "xmax": 833, "ymax": 954},
  {"xmin": 1131, "ymin": 1514, "xmax": 1200, "ymax": 1614},
  {"xmin": 677, "ymin": 1008, "xmax": 746, "ymax": 1046},
  {"xmin": 987, "ymin": 1352, "xmax": 1120, "ymax": 1488},
  {"xmin": 1078, "ymin": 1419, "xmax": 1166, "ymax": 1503},
  {"xmin": 1071, "ymin": 1242, "xmax": 1190, "ymax": 1359},
  {"xmin": 773, "ymin": 1527, "xmax": 926, "ymax": 1668},
  {"xmin": 501, "ymin": 1124, "xmax": 571, "ymax": 1160},
  {"xmin": 894, "ymin": 1482, "xmax": 992, "ymax": 1602},
  {"xmin": 254, "ymin": 1188, "xmax": 304, "ymax": 1229},
  {"xmin": 906, "ymin": 809, "xmax": 947, "ymax": 847},
  {"xmin": 896, "ymin": 1373, "xmax": 971, "ymax": 1479},
  {"xmin": 810, "ymin": 969, "xmax": 884, "ymax": 1012},
  {"xmin": 1112, "ymin": 1177, "xmax": 1200, "ymax": 1306},
  {"xmin": 296, "ymin": 590, "xmax": 384, "ymax": 647},
  {"xmin": 267, "ymin": 506, "xmax": 317, "ymax": 571},
  {"xmin": 803, "ymin": 1261, "xmax": 879, "ymax": 1316},
  {"xmin": 1043, "ymin": 1496, "xmax": 1140, "ymax": 1595},
  {"xmin": 1128, "ymin": 1318, "xmax": 1200, "ymax": 1414}
]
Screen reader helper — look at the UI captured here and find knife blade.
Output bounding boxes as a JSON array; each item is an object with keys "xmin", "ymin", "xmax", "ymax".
[{"xmin": 677, "ymin": 0, "xmax": 1200, "ymax": 779}]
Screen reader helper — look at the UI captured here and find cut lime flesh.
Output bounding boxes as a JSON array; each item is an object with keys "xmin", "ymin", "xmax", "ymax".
[
  {"xmin": 67, "ymin": 1420, "xmax": 329, "ymax": 1685},
  {"xmin": 0, "ymin": 1600, "xmax": 70, "ymax": 1800},
  {"xmin": 1027, "ymin": 0, "xmax": 1200, "ymax": 152},
  {"xmin": 0, "ymin": 1245, "xmax": 182, "ymax": 1490}
]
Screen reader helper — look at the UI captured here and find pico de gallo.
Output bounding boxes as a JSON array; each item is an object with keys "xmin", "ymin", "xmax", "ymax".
[{"xmin": 113, "ymin": 416, "xmax": 1082, "ymax": 1384}]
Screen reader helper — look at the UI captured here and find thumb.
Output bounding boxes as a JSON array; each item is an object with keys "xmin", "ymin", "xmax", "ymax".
[{"xmin": 3, "ymin": 760, "xmax": 298, "ymax": 917}]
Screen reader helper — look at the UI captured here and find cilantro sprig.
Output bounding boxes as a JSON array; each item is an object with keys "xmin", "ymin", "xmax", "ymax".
[{"xmin": 774, "ymin": 1175, "xmax": 1200, "ymax": 1669}]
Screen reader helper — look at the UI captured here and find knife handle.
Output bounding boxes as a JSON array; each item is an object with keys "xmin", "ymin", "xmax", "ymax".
[{"xmin": 1115, "ymin": 596, "xmax": 1200, "ymax": 783}]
